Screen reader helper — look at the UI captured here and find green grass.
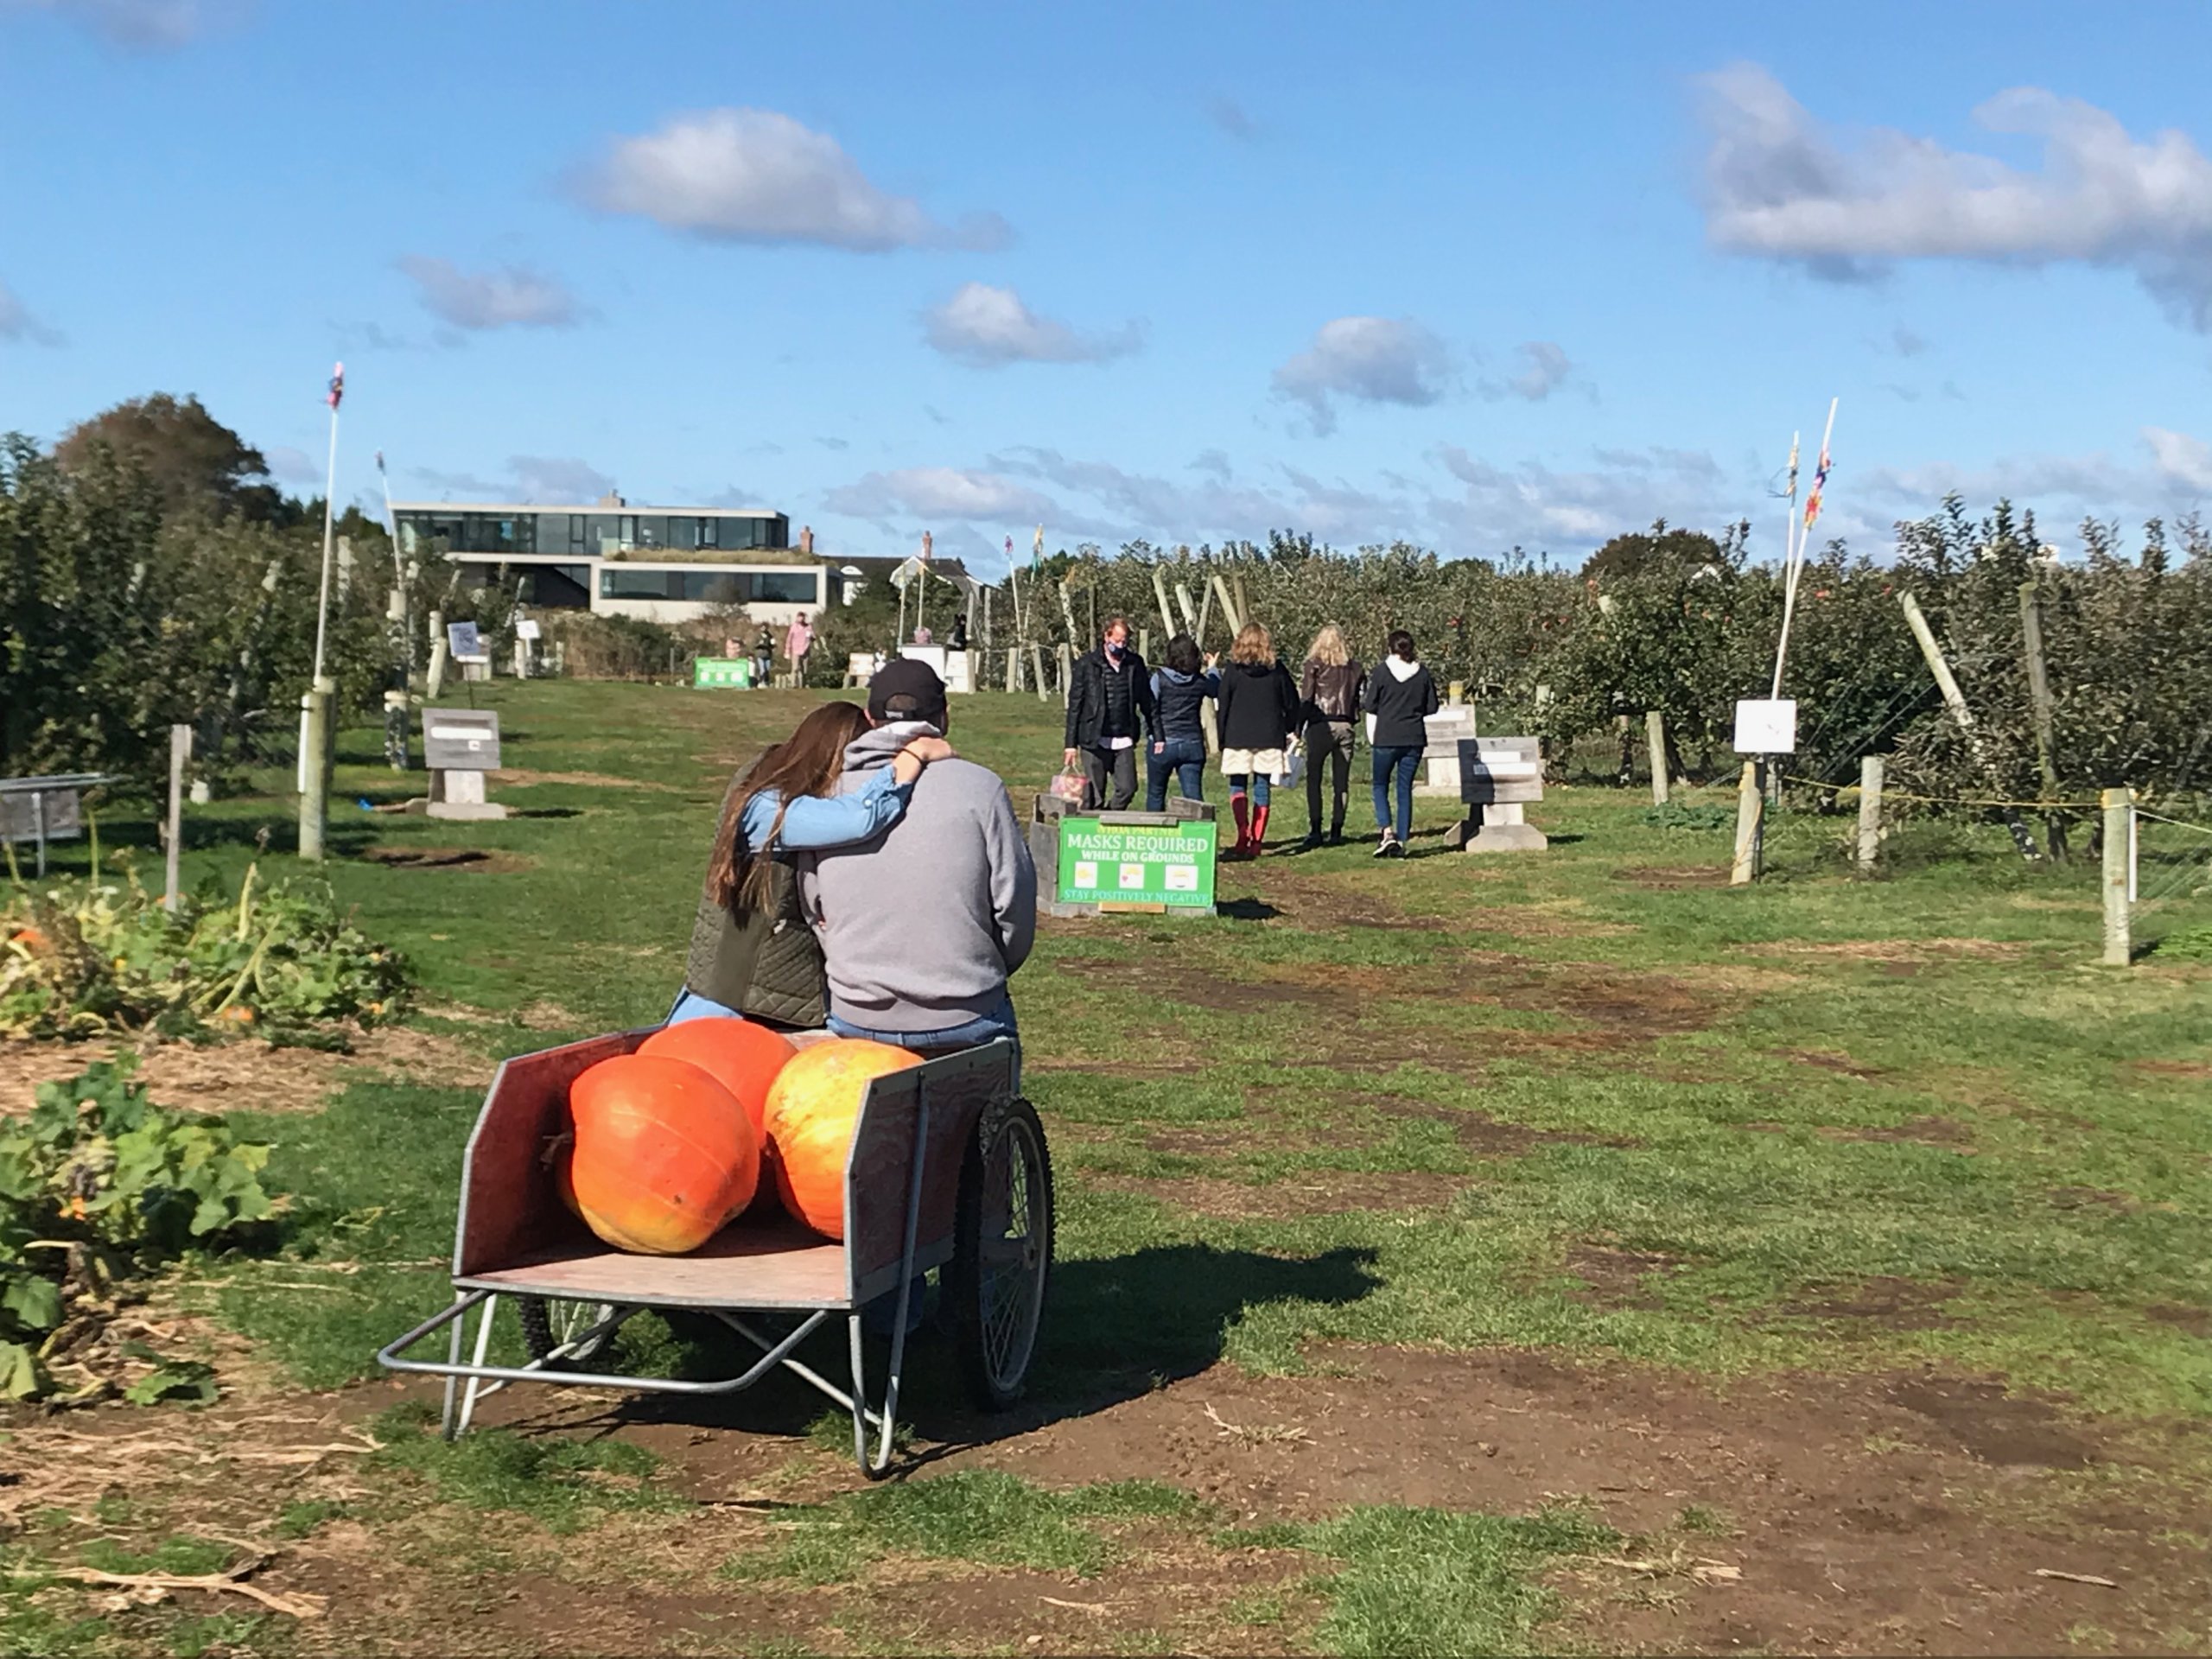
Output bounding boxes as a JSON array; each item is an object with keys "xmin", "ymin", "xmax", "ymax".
[
  {"xmin": 366, "ymin": 1404, "xmax": 682, "ymax": 1535},
  {"xmin": 99, "ymin": 682, "xmax": 2203, "ymax": 1421},
  {"xmin": 22, "ymin": 679, "xmax": 2209, "ymax": 1653},
  {"xmin": 721, "ymin": 1470, "xmax": 1204, "ymax": 1585},
  {"xmin": 1259, "ymin": 1503, "xmax": 1616, "ymax": 1657}
]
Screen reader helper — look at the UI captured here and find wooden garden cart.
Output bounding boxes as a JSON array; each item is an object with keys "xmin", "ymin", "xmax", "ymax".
[{"xmin": 377, "ymin": 1029, "xmax": 1052, "ymax": 1476}]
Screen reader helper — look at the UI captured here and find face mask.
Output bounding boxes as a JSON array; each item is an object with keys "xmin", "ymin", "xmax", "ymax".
[{"xmin": 1105, "ymin": 639, "xmax": 1125, "ymax": 659}]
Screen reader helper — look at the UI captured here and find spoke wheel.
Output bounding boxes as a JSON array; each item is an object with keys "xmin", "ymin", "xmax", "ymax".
[
  {"xmin": 948, "ymin": 1097, "xmax": 1053, "ymax": 1411},
  {"xmin": 517, "ymin": 1297, "xmax": 624, "ymax": 1369}
]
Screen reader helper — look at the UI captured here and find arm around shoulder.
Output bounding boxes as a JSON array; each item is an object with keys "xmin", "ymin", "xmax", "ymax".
[{"xmin": 985, "ymin": 785, "xmax": 1038, "ymax": 974}]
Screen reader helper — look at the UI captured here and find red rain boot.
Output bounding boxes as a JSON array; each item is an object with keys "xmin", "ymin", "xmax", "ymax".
[
  {"xmin": 1229, "ymin": 792, "xmax": 1252, "ymax": 859},
  {"xmin": 1249, "ymin": 804, "xmax": 1271, "ymax": 857}
]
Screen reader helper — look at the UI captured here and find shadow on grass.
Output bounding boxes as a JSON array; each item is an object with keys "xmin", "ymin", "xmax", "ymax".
[
  {"xmin": 567, "ymin": 1243, "xmax": 1382, "ymax": 1458},
  {"xmin": 1215, "ymin": 897, "xmax": 1284, "ymax": 921}
]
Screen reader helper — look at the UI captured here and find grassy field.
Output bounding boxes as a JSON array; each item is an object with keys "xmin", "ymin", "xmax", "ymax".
[{"xmin": 3, "ymin": 679, "xmax": 2209, "ymax": 1656}]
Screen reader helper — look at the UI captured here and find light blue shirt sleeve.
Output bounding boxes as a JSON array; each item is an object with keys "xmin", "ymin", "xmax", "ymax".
[{"xmin": 739, "ymin": 767, "xmax": 912, "ymax": 852}]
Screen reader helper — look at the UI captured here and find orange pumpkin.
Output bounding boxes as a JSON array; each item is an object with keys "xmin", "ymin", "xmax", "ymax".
[
  {"xmin": 761, "ymin": 1039, "xmax": 922, "ymax": 1241},
  {"xmin": 566, "ymin": 1054, "xmax": 760, "ymax": 1255},
  {"xmin": 637, "ymin": 1018, "xmax": 794, "ymax": 1140}
]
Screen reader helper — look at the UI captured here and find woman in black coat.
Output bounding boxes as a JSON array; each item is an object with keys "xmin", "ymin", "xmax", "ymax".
[{"xmin": 1215, "ymin": 621, "xmax": 1302, "ymax": 858}]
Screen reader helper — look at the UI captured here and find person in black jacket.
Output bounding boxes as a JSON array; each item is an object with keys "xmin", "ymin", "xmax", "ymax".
[
  {"xmin": 1361, "ymin": 627, "xmax": 1440, "ymax": 857},
  {"xmin": 1216, "ymin": 621, "xmax": 1303, "ymax": 859},
  {"xmin": 1062, "ymin": 616, "xmax": 1154, "ymax": 810}
]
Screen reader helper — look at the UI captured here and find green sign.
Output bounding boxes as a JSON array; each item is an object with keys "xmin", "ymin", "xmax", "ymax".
[
  {"xmin": 694, "ymin": 657, "xmax": 754, "ymax": 689},
  {"xmin": 1056, "ymin": 817, "xmax": 1217, "ymax": 909}
]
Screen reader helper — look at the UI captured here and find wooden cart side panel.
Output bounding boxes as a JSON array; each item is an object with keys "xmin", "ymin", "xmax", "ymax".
[
  {"xmin": 842, "ymin": 1042, "xmax": 1008, "ymax": 1298},
  {"xmin": 454, "ymin": 1030, "xmax": 649, "ymax": 1278}
]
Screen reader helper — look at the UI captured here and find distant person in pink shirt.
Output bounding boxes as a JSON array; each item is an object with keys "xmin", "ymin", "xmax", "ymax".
[{"xmin": 785, "ymin": 613, "xmax": 814, "ymax": 683}]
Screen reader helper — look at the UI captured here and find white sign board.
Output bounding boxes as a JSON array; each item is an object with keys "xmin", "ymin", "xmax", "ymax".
[
  {"xmin": 447, "ymin": 620, "xmax": 486, "ymax": 661},
  {"xmin": 1732, "ymin": 698, "xmax": 1798, "ymax": 754},
  {"xmin": 515, "ymin": 619, "xmax": 542, "ymax": 641}
]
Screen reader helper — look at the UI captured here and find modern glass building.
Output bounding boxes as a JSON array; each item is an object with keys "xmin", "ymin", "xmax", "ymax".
[{"xmin": 391, "ymin": 499, "xmax": 831, "ymax": 623}]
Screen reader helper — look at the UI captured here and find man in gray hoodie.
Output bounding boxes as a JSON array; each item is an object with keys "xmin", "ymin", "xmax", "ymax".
[{"xmin": 803, "ymin": 658, "xmax": 1035, "ymax": 1047}]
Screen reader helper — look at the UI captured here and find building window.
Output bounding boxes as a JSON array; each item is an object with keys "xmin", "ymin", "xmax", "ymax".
[
  {"xmin": 673, "ymin": 570, "xmax": 747, "ymax": 604},
  {"xmin": 599, "ymin": 568, "xmax": 675, "ymax": 600},
  {"xmin": 753, "ymin": 570, "xmax": 818, "ymax": 603}
]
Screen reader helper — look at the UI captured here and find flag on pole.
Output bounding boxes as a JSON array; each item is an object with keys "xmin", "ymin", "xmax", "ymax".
[
  {"xmin": 1032, "ymin": 524, "xmax": 1044, "ymax": 569},
  {"xmin": 1802, "ymin": 441, "xmax": 1831, "ymax": 531},
  {"xmin": 326, "ymin": 362, "xmax": 345, "ymax": 411},
  {"xmin": 375, "ymin": 449, "xmax": 386, "ymax": 475}
]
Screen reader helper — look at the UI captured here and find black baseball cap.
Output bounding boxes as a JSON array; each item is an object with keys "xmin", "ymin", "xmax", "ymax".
[{"xmin": 867, "ymin": 658, "xmax": 948, "ymax": 726}]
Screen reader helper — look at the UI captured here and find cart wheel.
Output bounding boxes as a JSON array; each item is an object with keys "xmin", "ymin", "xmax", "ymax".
[
  {"xmin": 517, "ymin": 1297, "xmax": 623, "ymax": 1368},
  {"xmin": 946, "ymin": 1096, "xmax": 1053, "ymax": 1412}
]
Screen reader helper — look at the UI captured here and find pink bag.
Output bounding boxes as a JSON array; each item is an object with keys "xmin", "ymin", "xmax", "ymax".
[{"xmin": 1048, "ymin": 765, "xmax": 1094, "ymax": 809}]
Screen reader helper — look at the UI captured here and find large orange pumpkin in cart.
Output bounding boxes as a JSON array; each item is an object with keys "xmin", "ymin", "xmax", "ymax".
[
  {"xmin": 762, "ymin": 1039, "xmax": 922, "ymax": 1241},
  {"xmin": 637, "ymin": 1018, "xmax": 794, "ymax": 1139},
  {"xmin": 566, "ymin": 1054, "xmax": 760, "ymax": 1255}
]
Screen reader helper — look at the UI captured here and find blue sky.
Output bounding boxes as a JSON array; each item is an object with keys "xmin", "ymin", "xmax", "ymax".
[{"xmin": 3, "ymin": 0, "xmax": 2210, "ymax": 572}]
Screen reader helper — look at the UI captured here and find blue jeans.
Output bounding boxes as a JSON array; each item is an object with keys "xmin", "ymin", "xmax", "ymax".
[
  {"xmin": 665, "ymin": 986, "xmax": 740, "ymax": 1024},
  {"xmin": 1226, "ymin": 772, "xmax": 1272, "ymax": 807},
  {"xmin": 1372, "ymin": 745, "xmax": 1421, "ymax": 837},
  {"xmin": 826, "ymin": 988, "xmax": 1019, "ymax": 1053},
  {"xmin": 1146, "ymin": 738, "xmax": 1206, "ymax": 810}
]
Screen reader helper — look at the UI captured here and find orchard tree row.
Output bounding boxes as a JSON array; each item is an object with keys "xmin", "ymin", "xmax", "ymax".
[{"xmin": 945, "ymin": 508, "xmax": 2212, "ymax": 810}]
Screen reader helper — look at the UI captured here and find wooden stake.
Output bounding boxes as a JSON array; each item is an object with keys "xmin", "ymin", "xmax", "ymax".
[
  {"xmin": 2018, "ymin": 578, "xmax": 2067, "ymax": 860},
  {"xmin": 1899, "ymin": 591, "xmax": 2041, "ymax": 861},
  {"xmin": 1150, "ymin": 567, "xmax": 1176, "ymax": 639},
  {"xmin": 1173, "ymin": 580, "xmax": 1201, "ymax": 634},
  {"xmin": 1030, "ymin": 644, "xmax": 1050, "ymax": 703},
  {"xmin": 2102, "ymin": 787, "xmax": 2133, "ymax": 966},
  {"xmin": 1645, "ymin": 711, "xmax": 1669, "ymax": 805},
  {"xmin": 163, "ymin": 724, "xmax": 190, "ymax": 911},
  {"xmin": 1857, "ymin": 754, "xmax": 1884, "ymax": 872},
  {"xmin": 1210, "ymin": 573, "xmax": 1243, "ymax": 636},
  {"xmin": 1732, "ymin": 760, "xmax": 1763, "ymax": 885}
]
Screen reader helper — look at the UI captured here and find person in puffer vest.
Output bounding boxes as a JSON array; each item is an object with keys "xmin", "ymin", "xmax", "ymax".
[{"xmin": 1146, "ymin": 632, "xmax": 1220, "ymax": 809}]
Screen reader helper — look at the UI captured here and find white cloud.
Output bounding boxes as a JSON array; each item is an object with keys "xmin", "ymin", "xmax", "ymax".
[
  {"xmin": 1491, "ymin": 340, "xmax": 1573, "ymax": 402},
  {"xmin": 2143, "ymin": 427, "xmax": 2212, "ymax": 492},
  {"xmin": 397, "ymin": 256, "xmax": 582, "ymax": 331},
  {"xmin": 576, "ymin": 108, "xmax": 1008, "ymax": 251},
  {"xmin": 989, "ymin": 447, "xmax": 1424, "ymax": 545},
  {"xmin": 921, "ymin": 282, "xmax": 1142, "ymax": 367},
  {"xmin": 408, "ymin": 456, "xmax": 615, "ymax": 503},
  {"xmin": 3, "ymin": 0, "xmax": 239, "ymax": 48},
  {"xmin": 263, "ymin": 443, "xmax": 318, "ymax": 484},
  {"xmin": 1432, "ymin": 445, "xmax": 1735, "ymax": 549},
  {"xmin": 1699, "ymin": 61, "xmax": 2212, "ymax": 328},
  {"xmin": 510, "ymin": 456, "xmax": 616, "ymax": 501},
  {"xmin": 1271, "ymin": 316, "xmax": 1451, "ymax": 435},
  {"xmin": 0, "ymin": 278, "xmax": 61, "ymax": 346},
  {"xmin": 822, "ymin": 467, "xmax": 1065, "ymax": 527}
]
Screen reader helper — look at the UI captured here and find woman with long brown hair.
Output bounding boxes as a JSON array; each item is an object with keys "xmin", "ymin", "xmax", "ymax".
[
  {"xmin": 671, "ymin": 702, "xmax": 951, "ymax": 1026},
  {"xmin": 1214, "ymin": 620, "xmax": 1302, "ymax": 859}
]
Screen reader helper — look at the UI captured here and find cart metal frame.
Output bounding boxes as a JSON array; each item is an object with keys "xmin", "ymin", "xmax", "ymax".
[{"xmin": 377, "ymin": 1028, "xmax": 1038, "ymax": 1475}]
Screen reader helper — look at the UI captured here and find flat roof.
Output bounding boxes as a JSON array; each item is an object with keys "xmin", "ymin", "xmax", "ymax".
[{"xmin": 391, "ymin": 501, "xmax": 784, "ymax": 518}]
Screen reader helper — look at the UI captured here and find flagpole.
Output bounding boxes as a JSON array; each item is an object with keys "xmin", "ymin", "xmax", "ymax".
[
  {"xmin": 1769, "ymin": 430, "xmax": 1801, "ymax": 702},
  {"xmin": 300, "ymin": 363, "xmax": 342, "ymax": 861},
  {"xmin": 310, "ymin": 376, "xmax": 341, "ymax": 686},
  {"xmin": 1770, "ymin": 398, "xmax": 1836, "ymax": 701}
]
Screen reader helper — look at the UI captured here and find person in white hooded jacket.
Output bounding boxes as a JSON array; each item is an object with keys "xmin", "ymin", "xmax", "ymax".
[{"xmin": 1360, "ymin": 628, "xmax": 1440, "ymax": 857}]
